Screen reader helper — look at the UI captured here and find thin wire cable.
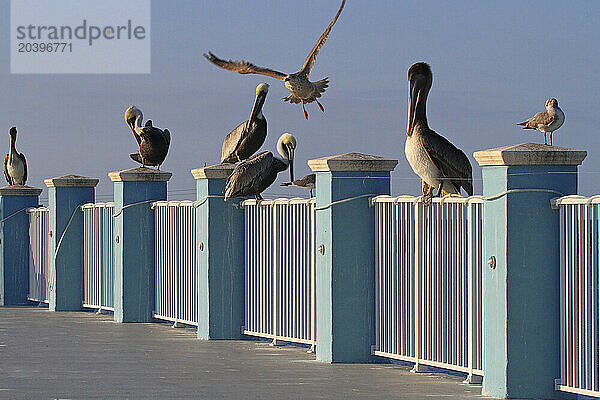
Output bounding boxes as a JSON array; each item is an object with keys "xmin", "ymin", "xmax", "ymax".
[
  {"xmin": 112, "ymin": 200, "xmax": 157, "ymax": 217},
  {"xmin": 0, "ymin": 207, "xmax": 31, "ymax": 224}
]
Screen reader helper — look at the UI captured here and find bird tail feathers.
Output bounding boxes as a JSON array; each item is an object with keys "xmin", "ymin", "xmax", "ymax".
[{"xmin": 130, "ymin": 153, "xmax": 143, "ymax": 164}]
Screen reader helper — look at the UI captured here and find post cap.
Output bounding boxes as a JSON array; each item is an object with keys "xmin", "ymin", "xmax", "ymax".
[
  {"xmin": 474, "ymin": 143, "xmax": 587, "ymax": 166},
  {"xmin": 191, "ymin": 163, "xmax": 236, "ymax": 180},
  {"xmin": 308, "ymin": 153, "xmax": 398, "ymax": 172},
  {"xmin": 108, "ymin": 167, "xmax": 172, "ymax": 182},
  {"xmin": 0, "ymin": 185, "xmax": 43, "ymax": 196},
  {"xmin": 44, "ymin": 175, "xmax": 99, "ymax": 188}
]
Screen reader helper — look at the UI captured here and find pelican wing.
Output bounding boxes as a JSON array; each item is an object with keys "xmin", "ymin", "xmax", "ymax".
[
  {"xmin": 518, "ymin": 111, "xmax": 554, "ymax": 129},
  {"xmin": 221, "ymin": 121, "xmax": 246, "ymax": 163},
  {"xmin": 300, "ymin": 0, "xmax": 346, "ymax": 77},
  {"xmin": 225, "ymin": 151, "xmax": 274, "ymax": 199},
  {"xmin": 162, "ymin": 129, "xmax": 171, "ymax": 147},
  {"xmin": 204, "ymin": 52, "xmax": 286, "ymax": 81},
  {"xmin": 420, "ymin": 132, "xmax": 473, "ymax": 196},
  {"xmin": 3, "ymin": 154, "xmax": 10, "ymax": 185},
  {"xmin": 20, "ymin": 153, "xmax": 27, "ymax": 185}
]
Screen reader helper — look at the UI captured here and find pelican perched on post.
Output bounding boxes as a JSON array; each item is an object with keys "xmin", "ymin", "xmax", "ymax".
[
  {"xmin": 517, "ymin": 98, "xmax": 564, "ymax": 146},
  {"xmin": 124, "ymin": 106, "xmax": 171, "ymax": 170},
  {"xmin": 221, "ymin": 83, "xmax": 269, "ymax": 163},
  {"xmin": 404, "ymin": 63, "xmax": 473, "ymax": 202},
  {"xmin": 3, "ymin": 127, "xmax": 27, "ymax": 186},
  {"xmin": 224, "ymin": 133, "xmax": 296, "ymax": 201},
  {"xmin": 204, "ymin": 0, "xmax": 346, "ymax": 120},
  {"xmin": 281, "ymin": 173, "xmax": 315, "ymax": 197}
]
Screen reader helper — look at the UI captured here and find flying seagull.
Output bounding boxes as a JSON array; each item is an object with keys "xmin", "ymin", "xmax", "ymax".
[
  {"xmin": 204, "ymin": 0, "xmax": 346, "ymax": 120},
  {"xmin": 221, "ymin": 83, "xmax": 269, "ymax": 163},
  {"xmin": 3, "ymin": 127, "xmax": 28, "ymax": 186},
  {"xmin": 124, "ymin": 106, "xmax": 171, "ymax": 170},
  {"xmin": 404, "ymin": 63, "xmax": 473, "ymax": 203},
  {"xmin": 517, "ymin": 98, "xmax": 564, "ymax": 146},
  {"xmin": 281, "ymin": 173, "xmax": 315, "ymax": 197},
  {"xmin": 224, "ymin": 133, "xmax": 296, "ymax": 201}
]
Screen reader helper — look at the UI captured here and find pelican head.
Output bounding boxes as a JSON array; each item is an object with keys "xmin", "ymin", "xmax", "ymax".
[
  {"xmin": 407, "ymin": 62, "xmax": 432, "ymax": 136},
  {"xmin": 277, "ymin": 133, "xmax": 296, "ymax": 182},
  {"xmin": 546, "ymin": 98, "xmax": 559, "ymax": 109},
  {"xmin": 246, "ymin": 83, "xmax": 270, "ymax": 131},
  {"xmin": 124, "ymin": 105, "xmax": 143, "ymax": 129},
  {"xmin": 9, "ymin": 126, "xmax": 17, "ymax": 137}
]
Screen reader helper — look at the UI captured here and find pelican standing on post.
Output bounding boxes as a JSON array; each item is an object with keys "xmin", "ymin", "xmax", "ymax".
[
  {"xmin": 204, "ymin": 0, "xmax": 346, "ymax": 120},
  {"xmin": 224, "ymin": 133, "xmax": 296, "ymax": 201},
  {"xmin": 281, "ymin": 173, "xmax": 315, "ymax": 197},
  {"xmin": 3, "ymin": 127, "xmax": 27, "ymax": 186},
  {"xmin": 517, "ymin": 98, "xmax": 564, "ymax": 146},
  {"xmin": 221, "ymin": 83, "xmax": 269, "ymax": 163},
  {"xmin": 404, "ymin": 63, "xmax": 473, "ymax": 202},
  {"xmin": 124, "ymin": 106, "xmax": 171, "ymax": 170}
]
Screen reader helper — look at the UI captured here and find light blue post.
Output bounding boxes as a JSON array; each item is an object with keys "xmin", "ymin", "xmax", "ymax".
[
  {"xmin": 110, "ymin": 167, "xmax": 171, "ymax": 323},
  {"xmin": 46, "ymin": 175, "xmax": 99, "ymax": 311},
  {"xmin": 474, "ymin": 143, "xmax": 587, "ymax": 399},
  {"xmin": 192, "ymin": 164, "xmax": 245, "ymax": 339},
  {"xmin": 308, "ymin": 153, "xmax": 397, "ymax": 362},
  {"xmin": 0, "ymin": 185, "xmax": 42, "ymax": 305}
]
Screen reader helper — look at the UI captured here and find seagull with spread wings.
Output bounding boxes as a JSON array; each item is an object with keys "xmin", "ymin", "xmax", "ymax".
[{"xmin": 204, "ymin": 0, "xmax": 346, "ymax": 120}]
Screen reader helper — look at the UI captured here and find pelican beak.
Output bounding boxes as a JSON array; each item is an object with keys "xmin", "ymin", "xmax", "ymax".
[
  {"xmin": 407, "ymin": 76, "xmax": 424, "ymax": 135},
  {"xmin": 287, "ymin": 145, "xmax": 295, "ymax": 182},
  {"xmin": 246, "ymin": 89, "xmax": 267, "ymax": 131}
]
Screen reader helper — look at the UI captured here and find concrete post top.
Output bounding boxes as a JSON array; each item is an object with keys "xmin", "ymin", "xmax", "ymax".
[
  {"xmin": 191, "ymin": 163, "xmax": 236, "ymax": 180},
  {"xmin": 0, "ymin": 185, "xmax": 43, "ymax": 196},
  {"xmin": 308, "ymin": 153, "xmax": 398, "ymax": 172},
  {"xmin": 474, "ymin": 143, "xmax": 587, "ymax": 167},
  {"xmin": 108, "ymin": 167, "xmax": 172, "ymax": 182},
  {"xmin": 44, "ymin": 175, "xmax": 99, "ymax": 188}
]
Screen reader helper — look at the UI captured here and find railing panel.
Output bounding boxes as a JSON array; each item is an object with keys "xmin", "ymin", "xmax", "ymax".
[
  {"xmin": 372, "ymin": 195, "xmax": 483, "ymax": 380},
  {"xmin": 555, "ymin": 196, "xmax": 600, "ymax": 398},
  {"xmin": 28, "ymin": 207, "xmax": 49, "ymax": 303},
  {"xmin": 82, "ymin": 202, "xmax": 115, "ymax": 311},
  {"xmin": 153, "ymin": 201, "xmax": 197, "ymax": 326},
  {"xmin": 243, "ymin": 198, "xmax": 315, "ymax": 346}
]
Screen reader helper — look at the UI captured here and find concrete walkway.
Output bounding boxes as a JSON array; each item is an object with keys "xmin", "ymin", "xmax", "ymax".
[{"xmin": 0, "ymin": 307, "xmax": 488, "ymax": 399}]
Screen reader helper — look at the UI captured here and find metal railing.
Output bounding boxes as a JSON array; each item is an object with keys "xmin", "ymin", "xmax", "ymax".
[
  {"xmin": 82, "ymin": 202, "xmax": 115, "ymax": 311},
  {"xmin": 27, "ymin": 207, "xmax": 49, "ymax": 303},
  {"xmin": 554, "ymin": 196, "xmax": 600, "ymax": 398},
  {"xmin": 372, "ymin": 195, "xmax": 484, "ymax": 382},
  {"xmin": 153, "ymin": 201, "xmax": 197, "ymax": 326},
  {"xmin": 243, "ymin": 198, "xmax": 316, "ymax": 347}
]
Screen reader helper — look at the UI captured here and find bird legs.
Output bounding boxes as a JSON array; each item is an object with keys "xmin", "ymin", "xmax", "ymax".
[
  {"xmin": 255, "ymin": 194, "xmax": 263, "ymax": 201},
  {"xmin": 302, "ymin": 101, "xmax": 309, "ymax": 120},
  {"xmin": 421, "ymin": 180, "xmax": 434, "ymax": 206},
  {"xmin": 543, "ymin": 132, "xmax": 547, "ymax": 146},
  {"xmin": 316, "ymin": 99, "xmax": 325, "ymax": 113},
  {"xmin": 550, "ymin": 132, "xmax": 553, "ymax": 146}
]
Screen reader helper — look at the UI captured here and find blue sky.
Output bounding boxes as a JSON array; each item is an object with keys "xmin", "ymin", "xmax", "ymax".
[{"xmin": 1, "ymin": 0, "xmax": 599, "ymax": 201}]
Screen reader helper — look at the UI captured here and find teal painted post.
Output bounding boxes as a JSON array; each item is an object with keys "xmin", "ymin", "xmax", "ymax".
[
  {"xmin": 192, "ymin": 164, "xmax": 245, "ymax": 339},
  {"xmin": 46, "ymin": 175, "xmax": 99, "ymax": 311},
  {"xmin": 308, "ymin": 153, "xmax": 397, "ymax": 362},
  {"xmin": 0, "ymin": 185, "xmax": 42, "ymax": 305},
  {"xmin": 110, "ymin": 167, "xmax": 171, "ymax": 323},
  {"xmin": 474, "ymin": 143, "xmax": 587, "ymax": 399}
]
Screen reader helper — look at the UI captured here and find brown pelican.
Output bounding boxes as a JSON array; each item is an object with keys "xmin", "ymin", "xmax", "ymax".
[
  {"xmin": 405, "ymin": 63, "xmax": 473, "ymax": 202},
  {"xmin": 3, "ymin": 127, "xmax": 27, "ymax": 186},
  {"xmin": 281, "ymin": 173, "xmax": 315, "ymax": 197},
  {"xmin": 224, "ymin": 133, "xmax": 296, "ymax": 201},
  {"xmin": 221, "ymin": 83, "xmax": 269, "ymax": 163},
  {"xmin": 517, "ymin": 98, "xmax": 564, "ymax": 146},
  {"xmin": 124, "ymin": 106, "xmax": 171, "ymax": 169},
  {"xmin": 204, "ymin": 0, "xmax": 346, "ymax": 120}
]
